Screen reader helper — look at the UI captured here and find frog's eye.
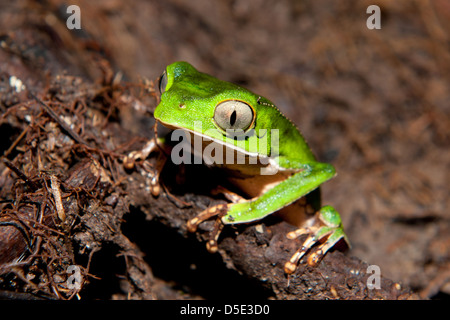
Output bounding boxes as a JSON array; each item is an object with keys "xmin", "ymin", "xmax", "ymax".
[
  {"xmin": 158, "ymin": 70, "xmax": 168, "ymax": 94},
  {"xmin": 214, "ymin": 100, "xmax": 254, "ymax": 133}
]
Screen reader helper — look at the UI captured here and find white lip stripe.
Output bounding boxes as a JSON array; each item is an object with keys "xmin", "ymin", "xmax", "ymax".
[
  {"xmin": 157, "ymin": 119, "xmax": 286, "ymax": 173},
  {"xmin": 168, "ymin": 124, "xmax": 264, "ymax": 158},
  {"xmin": 186, "ymin": 128, "xmax": 285, "ymax": 172}
]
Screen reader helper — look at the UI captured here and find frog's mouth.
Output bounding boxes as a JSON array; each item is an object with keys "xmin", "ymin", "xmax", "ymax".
[
  {"xmin": 156, "ymin": 118, "xmax": 259, "ymax": 156},
  {"xmin": 155, "ymin": 118, "xmax": 285, "ymax": 176},
  {"xmin": 154, "ymin": 119, "xmax": 180, "ymax": 131}
]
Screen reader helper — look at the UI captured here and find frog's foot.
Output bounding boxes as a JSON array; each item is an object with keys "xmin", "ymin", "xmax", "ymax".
[
  {"xmin": 123, "ymin": 138, "xmax": 166, "ymax": 196},
  {"xmin": 141, "ymin": 160, "xmax": 163, "ymax": 197},
  {"xmin": 123, "ymin": 139, "xmax": 158, "ymax": 169},
  {"xmin": 284, "ymin": 205, "xmax": 349, "ymax": 274},
  {"xmin": 187, "ymin": 203, "xmax": 230, "ymax": 253}
]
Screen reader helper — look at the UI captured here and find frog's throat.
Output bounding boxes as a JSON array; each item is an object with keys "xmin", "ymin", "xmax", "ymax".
[
  {"xmin": 157, "ymin": 119, "xmax": 259, "ymax": 157},
  {"xmin": 156, "ymin": 119, "xmax": 284, "ymax": 172}
]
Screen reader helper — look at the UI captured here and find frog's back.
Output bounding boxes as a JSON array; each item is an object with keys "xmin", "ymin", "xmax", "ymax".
[{"xmin": 252, "ymin": 96, "xmax": 316, "ymax": 166}]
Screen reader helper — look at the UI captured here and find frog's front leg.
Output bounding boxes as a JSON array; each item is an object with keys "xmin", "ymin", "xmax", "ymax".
[
  {"xmin": 187, "ymin": 203, "xmax": 228, "ymax": 253},
  {"xmin": 187, "ymin": 186, "xmax": 249, "ymax": 252},
  {"xmin": 284, "ymin": 205, "xmax": 350, "ymax": 274}
]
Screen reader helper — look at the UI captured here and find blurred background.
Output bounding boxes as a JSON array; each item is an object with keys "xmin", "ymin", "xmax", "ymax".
[{"xmin": 1, "ymin": 0, "xmax": 449, "ymax": 298}]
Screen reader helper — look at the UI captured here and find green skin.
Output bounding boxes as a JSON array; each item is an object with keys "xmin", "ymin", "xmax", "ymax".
[{"xmin": 154, "ymin": 61, "xmax": 349, "ymax": 273}]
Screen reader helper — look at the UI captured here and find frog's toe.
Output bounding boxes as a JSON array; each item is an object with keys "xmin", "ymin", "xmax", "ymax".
[
  {"xmin": 206, "ymin": 240, "xmax": 218, "ymax": 253},
  {"xmin": 284, "ymin": 226, "xmax": 347, "ymax": 274},
  {"xmin": 284, "ymin": 232, "xmax": 321, "ymax": 274},
  {"xmin": 284, "ymin": 261, "xmax": 298, "ymax": 274},
  {"xmin": 149, "ymin": 174, "xmax": 161, "ymax": 197},
  {"xmin": 205, "ymin": 216, "xmax": 224, "ymax": 253},
  {"xmin": 284, "ymin": 206, "xmax": 350, "ymax": 274},
  {"xmin": 187, "ymin": 203, "xmax": 228, "ymax": 252},
  {"xmin": 309, "ymin": 227, "xmax": 349, "ymax": 264},
  {"xmin": 187, "ymin": 203, "xmax": 228, "ymax": 232}
]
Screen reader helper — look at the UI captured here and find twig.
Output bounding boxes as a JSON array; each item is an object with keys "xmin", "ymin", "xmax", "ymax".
[
  {"xmin": 1, "ymin": 157, "xmax": 40, "ymax": 190},
  {"xmin": 29, "ymin": 93, "xmax": 88, "ymax": 146}
]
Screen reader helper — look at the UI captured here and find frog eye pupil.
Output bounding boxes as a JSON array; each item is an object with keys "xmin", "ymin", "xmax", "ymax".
[
  {"xmin": 214, "ymin": 100, "xmax": 254, "ymax": 133},
  {"xmin": 230, "ymin": 110, "xmax": 237, "ymax": 126}
]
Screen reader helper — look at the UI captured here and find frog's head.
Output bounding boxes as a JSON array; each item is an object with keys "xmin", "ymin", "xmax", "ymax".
[{"xmin": 154, "ymin": 61, "xmax": 265, "ymax": 153}]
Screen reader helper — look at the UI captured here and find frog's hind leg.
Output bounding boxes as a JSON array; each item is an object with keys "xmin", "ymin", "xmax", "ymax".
[
  {"xmin": 187, "ymin": 186, "xmax": 249, "ymax": 253},
  {"xmin": 284, "ymin": 205, "xmax": 349, "ymax": 274}
]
